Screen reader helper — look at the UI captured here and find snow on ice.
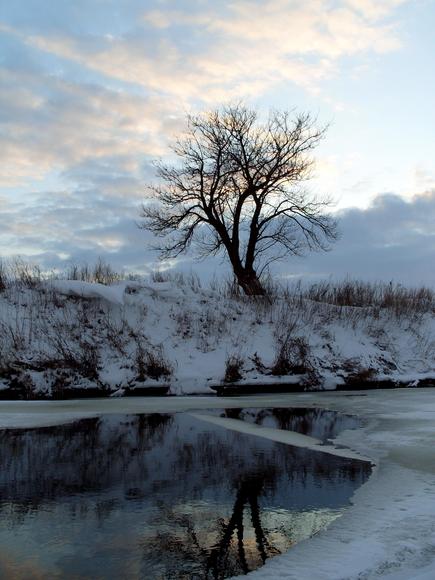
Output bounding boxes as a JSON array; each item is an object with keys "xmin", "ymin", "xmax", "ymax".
[{"xmin": 1, "ymin": 390, "xmax": 435, "ymax": 578}]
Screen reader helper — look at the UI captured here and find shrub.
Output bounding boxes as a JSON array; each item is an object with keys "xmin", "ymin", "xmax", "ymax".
[
  {"xmin": 103, "ymin": 316, "xmax": 129, "ymax": 355},
  {"xmin": 303, "ymin": 279, "xmax": 435, "ymax": 317},
  {"xmin": 151, "ymin": 269, "xmax": 171, "ymax": 283},
  {"xmin": 52, "ymin": 338, "xmax": 100, "ymax": 380},
  {"xmin": 143, "ymin": 349, "xmax": 173, "ymax": 380},
  {"xmin": 134, "ymin": 338, "xmax": 172, "ymax": 381},
  {"xmin": 10, "ymin": 258, "xmax": 41, "ymax": 289},
  {"xmin": 223, "ymin": 355, "xmax": 244, "ymax": 383},
  {"xmin": 250, "ymin": 352, "xmax": 268, "ymax": 374},
  {"xmin": 174, "ymin": 309, "xmax": 194, "ymax": 339},
  {"xmin": 0, "ymin": 259, "xmax": 7, "ymax": 292},
  {"xmin": 272, "ymin": 336, "xmax": 312, "ymax": 376},
  {"xmin": 344, "ymin": 362, "xmax": 377, "ymax": 385}
]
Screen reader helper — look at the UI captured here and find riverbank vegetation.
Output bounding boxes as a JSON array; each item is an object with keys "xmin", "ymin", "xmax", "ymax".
[{"xmin": 1, "ymin": 259, "xmax": 434, "ymax": 399}]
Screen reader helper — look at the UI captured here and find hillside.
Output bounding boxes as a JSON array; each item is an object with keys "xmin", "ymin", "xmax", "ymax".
[{"xmin": 1, "ymin": 272, "xmax": 435, "ymax": 399}]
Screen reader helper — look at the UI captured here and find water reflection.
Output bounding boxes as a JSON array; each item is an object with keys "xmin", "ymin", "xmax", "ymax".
[
  {"xmin": 0, "ymin": 410, "xmax": 371, "ymax": 579},
  {"xmin": 206, "ymin": 475, "xmax": 280, "ymax": 578},
  {"xmin": 219, "ymin": 407, "xmax": 361, "ymax": 442}
]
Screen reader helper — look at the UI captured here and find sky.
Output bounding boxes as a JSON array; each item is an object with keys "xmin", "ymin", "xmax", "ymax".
[{"xmin": 1, "ymin": 0, "xmax": 435, "ymax": 285}]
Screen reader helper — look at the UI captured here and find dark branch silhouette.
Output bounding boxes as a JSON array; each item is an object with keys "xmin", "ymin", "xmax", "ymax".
[
  {"xmin": 206, "ymin": 476, "xmax": 278, "ymax": 578},
  {"xmin": 141, "ymin": 104, "xmax": 338, "ymax": 295}
]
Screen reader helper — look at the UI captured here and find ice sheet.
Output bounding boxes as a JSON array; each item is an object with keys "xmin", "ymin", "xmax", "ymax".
[
  {"xmin": 2, "ymin": 389, "xmax": 435, "ymax": 579},
  {"xmin": 189, "ymin": 412, "xmax": 372, "ymax": 462}
]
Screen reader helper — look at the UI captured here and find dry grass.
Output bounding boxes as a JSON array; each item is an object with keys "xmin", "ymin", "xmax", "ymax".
[
  {"xmin": 133, "ymin": 336, "xmax": 173, "ymax": 381},
  {"xmin": 0, "ymin": 259, "xmax": 434, "ymax": 397},
  {"xmin": 64, "ymin": 257, "xmax": 121, "ymax": 285},
  {"xmin": 294, "ymin": 279, "xmax": 435, "ymax": 317}
]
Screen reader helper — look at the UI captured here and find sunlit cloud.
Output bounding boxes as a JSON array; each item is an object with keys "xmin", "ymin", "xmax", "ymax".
[
  {"xmin": 0, "ymin": 66, "xmax": 183, "ymax": 187},
  {"xmin": 0, "ymin": 0, "xmax": 407, "ymax": 188},
  {"xmin": 3, "ymin": 0, "xmax": 434, "ymax": 285},
  {"xmin": 10, "ymin": 0, "xmax": 405, "ymax": 102},
  {"xmin": 344, "ymin": 0, "xmax": 408, "ymax": 20}
]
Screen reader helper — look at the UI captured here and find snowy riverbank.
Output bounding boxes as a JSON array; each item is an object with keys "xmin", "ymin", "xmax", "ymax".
[
  {"xmin": 1, "ymin": 389, "xmax": 435, "ymax": 579},
  {"xmin": 1, "ymin": 275, "xmax": 435, "ymax": 398},
  {"xmin": 240, "ymin": 389, "xmax": 435, "ymax": 580}
]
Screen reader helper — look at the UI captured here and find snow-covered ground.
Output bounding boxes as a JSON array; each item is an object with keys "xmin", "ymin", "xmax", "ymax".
[
  {"xmin": 1, "ymin": 276, "xmax": 435, "ymax": 397},
  {"xmin": 238, "ymin": 389, "xmax": 435, "ymax": 580},
  {"xmin": 1, "ymin": 388, "xmax": 435, "ymax": 579}
]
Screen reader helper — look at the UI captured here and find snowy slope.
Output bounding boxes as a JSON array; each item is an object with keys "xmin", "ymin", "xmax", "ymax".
[{"xmin": 1, "ymin": 276, "xmax": 435, "ymax": 397}]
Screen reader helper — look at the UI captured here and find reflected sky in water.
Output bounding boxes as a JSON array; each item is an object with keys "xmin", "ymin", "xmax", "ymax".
[{"xmin": 0, "ymin": 409, "xmax": 371, "ymax": 579}]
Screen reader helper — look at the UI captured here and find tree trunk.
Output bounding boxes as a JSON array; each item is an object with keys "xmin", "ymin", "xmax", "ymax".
[{"xmin": 235, "ymin": 268, "xmax": 266, "ymax": 296}]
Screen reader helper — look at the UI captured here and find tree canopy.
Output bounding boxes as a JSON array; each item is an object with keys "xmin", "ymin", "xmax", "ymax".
[{"xmin": 141, "ymin": 104, "xmax": 338, "ymax": 295}]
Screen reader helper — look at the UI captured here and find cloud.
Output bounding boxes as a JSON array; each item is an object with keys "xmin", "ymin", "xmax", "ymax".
[
  {"xmin": 0, "ymin": 0, "xmax": 408, "ymax": 189},
  {"xmin": 8, "ymin": 0, "xmax": 406, "ymax": 103},
  {"xmin": 0, "ymin": 0, "xmax": 418, "ymax": 282},
  {"xmin": 3, "ymin": 187, "xmax": 435, "ymax": 286},
  {"xmin": 208, "ymin": 0, "xmax": 401, "ymax": 55},
  {"xmin": 278, "ymin": 190, "xmax": 435, "ymax": 285},
  {"xmin": 0, "ymin": 183, "xmax": 158, "ymax": 273},
  {"xmin": 0, "ymin": 62, "xmax": 183, "ymax": 187},
  {"xmin": 344, "ymin": 0, "xmax": 407, "ymax": 21}
]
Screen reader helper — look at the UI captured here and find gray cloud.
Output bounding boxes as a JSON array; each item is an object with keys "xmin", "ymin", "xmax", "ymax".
[
  {"xmin": 1, "ymin": 0, "xmax": 425, "ymax": 287},
  {"xmin": 277, "ymin": 191, "xmax": 435, "ymax": 286},
  {"xmin": 2, "ymin": 188, "xmax": 435, "ymax": 286}
]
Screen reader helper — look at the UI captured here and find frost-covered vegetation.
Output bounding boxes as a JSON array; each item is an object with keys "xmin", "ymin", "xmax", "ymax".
[{"xmin": 1, "ymin": 259, "xmax": 435, "ymax": 398}]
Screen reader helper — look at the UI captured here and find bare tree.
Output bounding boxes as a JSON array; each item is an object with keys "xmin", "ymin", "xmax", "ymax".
[{"xmin": 140, "ymin": 104, "xmax": 338, "ymax": 295}]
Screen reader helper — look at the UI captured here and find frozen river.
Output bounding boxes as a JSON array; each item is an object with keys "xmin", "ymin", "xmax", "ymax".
[{"xmin": 0, "ymin": 389, "xmax": 435, "ymax": 578}]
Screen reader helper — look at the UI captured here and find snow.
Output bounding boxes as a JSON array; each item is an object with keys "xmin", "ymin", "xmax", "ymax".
[
  {"xmin": 2, "ymin": 277, "xmax": 435, "ymax": 397},
  {"xmin": 233, "ymin": 389, "xmax": 435, "ymax": 580},
  {"xmin": 1, "ymin": 389, "xmax": 435, "ymax": 578},
  {"xmin": 3, "ymin": 278, "xmax": 435, "ymax": 576},
  {"xmin": 190, "ymin": 412, "xmax": 373, "ymax": 462},
  {"xmin": 49, "ymin": 279, "xmax": 134, "ymax": 305}
]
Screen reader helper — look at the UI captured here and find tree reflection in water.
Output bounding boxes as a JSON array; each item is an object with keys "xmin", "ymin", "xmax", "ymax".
[
  {"xmin": 0, "ymin": 409, "xmax": 371, "ymax": 579},
  {"xmin": 221, "ymin": 407, "xmax": 362, "ymax": 443},
  {"xmin": 206, "ymin": 474, "xmax": 280, "ymax": 578},
  {"xmin": 140, "ymin": 472, "xmax": 281, "ymax": 579}
]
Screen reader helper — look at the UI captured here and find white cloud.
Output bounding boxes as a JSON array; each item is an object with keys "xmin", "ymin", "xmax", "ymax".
[
  {"xmin": 344, "ymin": 0, "xmax": 408, "ymax": 21},
  {"xmin": 16, "ymin": 0, "xmax": 406, "ymax": 103},
  {"xmin": 0, "ymin": 66, "xmax": 184, "ymax": 187},
  {"xmin": 0, "ymin": 0, "xmax": 408, "ymax": 188},
  {"xmin": 0, "ymin": 0, "xmax": 417, "ymax": 277}
]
